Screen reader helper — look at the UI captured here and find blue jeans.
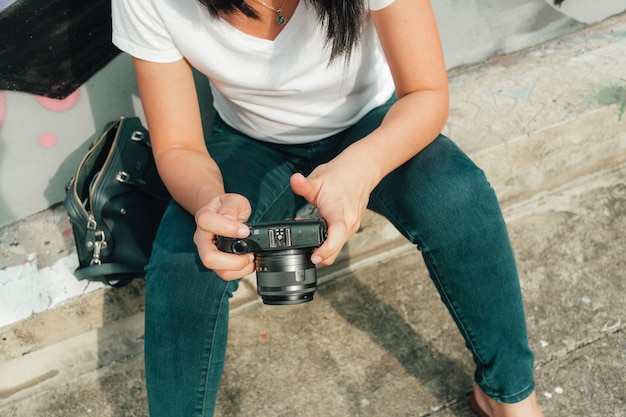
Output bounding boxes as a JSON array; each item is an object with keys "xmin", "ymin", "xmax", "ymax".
[{"xmin": 144, "ymin": 99, "xmax": 536, "ymax": 416}]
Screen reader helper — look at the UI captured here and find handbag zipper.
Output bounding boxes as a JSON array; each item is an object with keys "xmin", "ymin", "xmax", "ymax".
[{"xmin": 84, "ymin": 119, "xmax": 127, "ymax": 265}]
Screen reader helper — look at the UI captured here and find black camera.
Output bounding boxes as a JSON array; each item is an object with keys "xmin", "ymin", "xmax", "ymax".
[{"xmin": 215, "ymin": 218, "xmax": 327, "ymax": 305}]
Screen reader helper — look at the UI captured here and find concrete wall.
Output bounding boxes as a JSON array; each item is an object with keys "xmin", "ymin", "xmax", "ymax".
[
  {"xmin": 0, "ymin": 56, "xmax": 142, "ymax": 227},
  {"xmin": 2, "ymin": 0, "xmax": 622, "ymax": 228},
  {"xmin": 0, "ymin": 0, "xmax": 624, "ymax": 328}
]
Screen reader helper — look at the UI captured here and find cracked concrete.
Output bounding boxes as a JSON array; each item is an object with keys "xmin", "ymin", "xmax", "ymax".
[{"xmin": 1, "ymin": 162, "xmax": 623, "ymax": 417}]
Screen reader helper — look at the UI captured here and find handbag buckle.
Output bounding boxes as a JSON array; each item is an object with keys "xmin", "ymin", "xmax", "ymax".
[
  {"xmin": 116, "ymin": 170, "xmax": 146, "ymax": 186},
  {"xmin": 131, "ymin": 130, "xmax": 145, "ymax": 142},
  {"xmin": 87, "ymin": 215, "xmax": 97, "ymax": 230},
  {"xmin": 86, "ymin": 215, "xmax": 108, "ymax": 265},
  {"xmin": 91, "ymin": 230, "xmax": 108, "ymax": 265}
]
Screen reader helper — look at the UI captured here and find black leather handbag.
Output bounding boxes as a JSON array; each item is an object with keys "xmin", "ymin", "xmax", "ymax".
[{"xmin": 64, "ymin": 117, "xmax": 170, "ymax": 286}]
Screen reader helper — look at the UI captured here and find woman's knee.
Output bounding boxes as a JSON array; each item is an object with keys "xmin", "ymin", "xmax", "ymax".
[
  {"xmin": 421, "ymin": 136, "xmax": 495, "ymax": 206},
  {"xmin": 379, "ymin": 135, "xmax": 496, "ymax": 207},
  {"xmin": 371, "ymin": 135, "xmax": 506, "ymax": 246}
]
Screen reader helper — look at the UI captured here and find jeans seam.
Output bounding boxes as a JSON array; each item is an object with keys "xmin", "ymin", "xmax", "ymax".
[
  {"xmin": 254, "ymin": 180, "xmax": 300, "ymax": 221},
  {"xmin": 500, "ymin": 381, "xmax": 536, "ymax": 402},
  {"xmin": 368, "ymin": 192, "xmax": 488, "ymax": 378},
  {"xmin": 421, "ymin": 250, "xmax": 487, "ymax": 370},
  {"xmin": 199, "ymin": 280, "xmax": 234, "ymax": 416},
  {"xmin": 367, "ymin": 192, "xmax": 418, "ymax": 246}
]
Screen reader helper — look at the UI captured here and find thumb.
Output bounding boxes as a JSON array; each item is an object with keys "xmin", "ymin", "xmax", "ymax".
[{"xmin": 290, "ymin": 172, "xmax": 319, "ymax": 203}]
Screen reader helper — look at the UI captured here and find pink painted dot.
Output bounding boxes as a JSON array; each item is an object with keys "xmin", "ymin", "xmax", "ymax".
[
  {"xmin": 38, "ymin": 132, "xmax": 58, "ymax": 148},
  {"xmin": 36, "ymin": 90, "xmax": 80, "ymax": 112},
  {"xmin": 260, "ymin": 333, "xmax": 268, "ymax": 340},
  {"xmin": 62, "ymin": 228, "xmax": 73, "ymax": 237},
  {"xmin": 0, "ymin": 91, "xmax": 5, "ymax": 127}
]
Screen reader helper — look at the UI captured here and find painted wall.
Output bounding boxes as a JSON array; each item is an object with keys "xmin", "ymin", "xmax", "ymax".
[
  {"xmin": 2, "ymin": 0, "xmax": 619, "ymax": 228},
  {"xmin": 0, "ymin": 56, "xmax": 142, "ymax": 226},
  {"xmin": 0, "ymin": 0, "xmax": 624, "ymax": 327}
]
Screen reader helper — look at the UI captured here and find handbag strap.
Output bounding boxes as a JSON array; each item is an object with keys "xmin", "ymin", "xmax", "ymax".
[{"xmin": 74, "ymin": 263, "xmax": 145, "ymax": 287}]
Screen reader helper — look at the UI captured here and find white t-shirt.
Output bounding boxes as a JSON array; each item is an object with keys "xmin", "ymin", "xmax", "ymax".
[{"xmin": 112, "ymin": 0, "xmax": 397, "ymax": 144}]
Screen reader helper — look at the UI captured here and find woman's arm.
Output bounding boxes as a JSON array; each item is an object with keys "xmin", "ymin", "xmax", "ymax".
[
  {"xmin": 354, "ymin": 0, "xmax": 449, "ymax": 181},
  {"xmin": 133, "ymin": 58, "xmax": 223, "ymax": 214},
  {"xmin": 291, "ymin": 0, "xmax": 449, "ymax": 265},
  {"xmin": 133, "ymin": 57, "xmax": 254, "ymax": 279}
]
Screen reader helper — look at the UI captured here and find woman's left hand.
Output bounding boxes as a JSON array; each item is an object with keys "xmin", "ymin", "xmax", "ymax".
[{"xmin": 290, "ymin": 150, "xmax": 380, "ymax": 266}]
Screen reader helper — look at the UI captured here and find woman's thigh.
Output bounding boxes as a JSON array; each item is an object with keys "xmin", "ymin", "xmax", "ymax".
[{"xmin": 206, "ymin": 119, "xmax": 307, "ymax": 222}]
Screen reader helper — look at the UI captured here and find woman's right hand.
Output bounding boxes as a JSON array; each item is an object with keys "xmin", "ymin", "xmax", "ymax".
[{"xmin": 193, "ymin": 193, "xmax": 255, "ymax": 280}]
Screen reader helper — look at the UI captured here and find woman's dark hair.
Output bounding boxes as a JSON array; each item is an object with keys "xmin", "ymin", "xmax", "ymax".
[{"xmin": 197, "ymin": 0, "xmax": 366, "ymax": 60}]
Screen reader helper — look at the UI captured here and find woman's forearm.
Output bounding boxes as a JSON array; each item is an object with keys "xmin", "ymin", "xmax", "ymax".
[
  {"xmin": 132, "ymin": 58, "xmax": 227, "ymax": 216},
  {"xmin": 337, "ymin": 88, "xmax": 449, "ymax": 189},
  {"xmin": 155, "ymin": 147, "xmax": 226, "ymax": 216}
]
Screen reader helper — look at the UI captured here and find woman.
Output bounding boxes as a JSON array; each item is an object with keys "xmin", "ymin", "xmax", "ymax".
[{"xmin": 111, "ymin": 0, "xmax": 544, "ymax": 415}]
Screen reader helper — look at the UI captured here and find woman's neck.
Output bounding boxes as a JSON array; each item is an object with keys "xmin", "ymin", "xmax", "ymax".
[{"xmin": 218, "ymin": 0, "xmax": 299, "ymax": 41}]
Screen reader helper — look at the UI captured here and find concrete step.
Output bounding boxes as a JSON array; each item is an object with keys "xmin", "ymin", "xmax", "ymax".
[{"xmin": 1, "ymin": 158, "xmax": 624, "ymax": 417}]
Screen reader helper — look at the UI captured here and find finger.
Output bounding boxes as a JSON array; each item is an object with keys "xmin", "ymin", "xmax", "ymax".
[
  {"xmin": 215, "ymin": 194, "xmax": 252, "ymax": 224},
  {"xmin": 196, "ymin": 205, "xmax": 250, "ymax": 239},
  {"xmin": 290, "ymin": 173, "xmax": 319, "ymax": 203},
  {"xmin": 214, "ymin": 259, "xmax": 256, "ymax": 281},
  {"xmin": 195, "ymin": 231, "xmax": 255, "ymax": 270},
  {"xmin": 215, "ymin": 263, "xmax": 256, "ymax": 281},
  {"xmin": 310, "ymin": 217, "xmax": 347, "ymax": 265},
  {"xmin": 196, "ymin": 211, "xmax": 250, "ymax": 239}
]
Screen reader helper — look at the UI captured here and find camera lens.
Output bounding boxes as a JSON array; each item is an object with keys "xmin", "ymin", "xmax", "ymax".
[{"xmin": 254, "ymin": 249, "xmax": 317, "ymax": 305}]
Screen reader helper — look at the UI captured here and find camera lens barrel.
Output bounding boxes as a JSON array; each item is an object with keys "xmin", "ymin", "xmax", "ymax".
[{"xmin": 255, "ymin": 249, "xmax": 317, "ymax": 305}]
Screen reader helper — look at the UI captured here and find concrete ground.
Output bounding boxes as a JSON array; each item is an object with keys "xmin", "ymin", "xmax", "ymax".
[{"xmin": 1, "ymin": 12, "xmax": 625, "ymax": 417}]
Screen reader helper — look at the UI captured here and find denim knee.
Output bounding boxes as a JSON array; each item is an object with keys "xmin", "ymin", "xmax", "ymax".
[{"xmin": 370, "ymin": 135, "xmax": 502, "ymax": 250}]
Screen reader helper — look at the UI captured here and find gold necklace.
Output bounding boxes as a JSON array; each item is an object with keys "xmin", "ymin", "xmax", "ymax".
[{"xmin": 248, "ymin": 0, "xmax": 287, "ymax": 25}]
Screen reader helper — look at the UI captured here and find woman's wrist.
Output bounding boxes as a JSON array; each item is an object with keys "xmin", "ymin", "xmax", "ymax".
[
  {"xmin": 194, "ymin": 184, "xmax": 226, "ymax": 214},
  {"xmin": 330, "ymin": 140, "xmax": 383, "ymax": 193}
]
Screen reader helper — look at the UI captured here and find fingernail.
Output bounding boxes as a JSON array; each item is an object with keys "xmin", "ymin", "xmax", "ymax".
[
  {"xmin": 237, "ymin": 227, "xmax": 249, "ymax": 237},
  {"xmin": 311, "ymin": 255, "xmax": 322, "ymax": 264}
]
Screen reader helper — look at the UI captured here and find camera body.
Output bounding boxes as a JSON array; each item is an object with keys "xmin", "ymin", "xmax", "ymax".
[
  {"xmin": 215, "ymin": 219, "xmax": 327, "ymax": 305},
  {"xmin": 215, "ymin": 218, "xmax": 327, "ymax": 254}
]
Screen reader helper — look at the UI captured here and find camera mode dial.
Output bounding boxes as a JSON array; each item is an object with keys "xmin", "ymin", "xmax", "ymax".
[{"xmin": 231, "ymin": 239, "xmax": 248, "ymax": 254}]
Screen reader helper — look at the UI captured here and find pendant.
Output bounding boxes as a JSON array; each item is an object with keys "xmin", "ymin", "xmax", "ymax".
[{"xmin": 276, "ymin": 9, "xmax": 285, "ymax": 25}]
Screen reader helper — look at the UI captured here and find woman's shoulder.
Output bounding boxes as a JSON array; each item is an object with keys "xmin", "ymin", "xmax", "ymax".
[
  {"xmin": 368, "ymin": 0, "xmax": 397, "ymax": 11},
  {"xmin": 111, "ymin": 0, "xmax": 188, "ymax": 63}
]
